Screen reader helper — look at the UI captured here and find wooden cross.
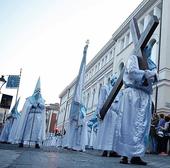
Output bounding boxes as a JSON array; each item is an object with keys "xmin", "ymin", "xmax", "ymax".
[{"xmin": 99, "ymin": 15, "xmax": 159, "ymax": 120}]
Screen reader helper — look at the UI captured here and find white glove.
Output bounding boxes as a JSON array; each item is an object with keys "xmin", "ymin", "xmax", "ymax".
[{"xmin": 144, "ymin": 70, "xmax": 156, "ymax": 80}]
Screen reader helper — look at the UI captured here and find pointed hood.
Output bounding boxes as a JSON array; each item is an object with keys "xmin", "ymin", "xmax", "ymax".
[
  {"xmin": 144, "ymin": 39, "xmax": 157, "ymax": 70},
  {"xmin": 32, "ymin": 77, "xmax": 42, "ymax": 102},
  {"xmin": 11, "ymin": 97, "xmax": 20, "ymax": 118},
  {"xmin": 69, "ymin": 41, "xmax": 88, "ymax": 120}
]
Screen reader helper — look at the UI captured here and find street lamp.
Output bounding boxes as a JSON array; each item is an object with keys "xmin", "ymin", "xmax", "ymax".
[{"xmin": 0, "ymin": 75, "xmax": 6, "ymax": 94}]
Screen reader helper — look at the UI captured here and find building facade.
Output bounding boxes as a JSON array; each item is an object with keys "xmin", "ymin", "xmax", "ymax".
[
  {"xmin": 45, "ymin": 103, "xmax": 60, "ymax": 133},
  {"xmin": 58, "ymin": 0, "xmax": 170, "ymax": 130}
]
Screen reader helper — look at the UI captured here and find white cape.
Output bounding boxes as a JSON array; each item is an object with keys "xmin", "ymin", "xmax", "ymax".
[{"xmin": 14, "ymin": 97, "xmax": 46, "ymax": 145}]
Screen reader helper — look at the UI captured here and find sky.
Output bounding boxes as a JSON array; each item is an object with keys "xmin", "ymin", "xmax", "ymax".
[{"xmin": 0, "ymin": 0, "xmax": 143, "ymax": 110}]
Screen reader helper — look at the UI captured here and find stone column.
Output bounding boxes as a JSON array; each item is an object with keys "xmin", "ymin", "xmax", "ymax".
[
  {"xmin": 152, "ymin": 6, "xmax": 161, "ymax": 65},
  {"xmin": 160, "ymin": 0, "xmax": 170, "ymax": 71},
  {"xmin": 157, "ymin": 0, "xmax": 170, "ymax": 113}
]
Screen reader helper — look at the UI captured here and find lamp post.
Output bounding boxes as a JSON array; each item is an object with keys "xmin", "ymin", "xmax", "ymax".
[{"xmin": 0, "ymin": 75, "xmax": 6, "ymax": 94}]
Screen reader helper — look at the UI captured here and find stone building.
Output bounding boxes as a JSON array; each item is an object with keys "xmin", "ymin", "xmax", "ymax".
[
  {"xmin": 57, "ymin": 0, "xmax": 170, "ymax": 131},
  {"xmin": 45, "ymin": 103, "xmax": 60, "ymax": 133}
]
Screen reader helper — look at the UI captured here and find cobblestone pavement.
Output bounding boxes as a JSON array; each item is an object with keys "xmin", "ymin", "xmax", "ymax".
[{"xmin": 0, "ymin": 144, "xmax": 170, "ymax": 168}]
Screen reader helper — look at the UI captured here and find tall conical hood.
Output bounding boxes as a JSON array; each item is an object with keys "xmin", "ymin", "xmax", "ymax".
[
  {"xmin": 11, "ymin": 97, "xmax": 20, "ymax": 118},
  {"xmin": 144, "ymin": 39, "xmax": 157, "ymax": 70},
  {"xmin": 33, "ymin": 77, "xmax": 41, "ymax": 96}
]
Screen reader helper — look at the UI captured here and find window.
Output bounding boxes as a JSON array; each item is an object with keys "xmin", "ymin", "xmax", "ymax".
[
  {"xmin": 86, "ymin": 93, "xmax": 90, "ymax": 108},
  {"xmin": 107, "ymin": 77, "xmax": 111, "ymax": 85},
  {"xmin": 119, "ymin": 62, "xmax": 124, "ymax": 72},
  {"xmin": 150, "ymin": 38, "xmax": 157, "ymax": 64},
  {"xmin": 139, "ymin": 19, "xmax": 144, "ymax": 33},
  {"xmin": 120, "ymin": 38, "xmax": 125, "ymax": 50},
  {"xmin": 95, "ymin": 65, "xmax": 97, "ymax": 72},
  {"xmin": 98, "ymin": 83, "xmax": 102, "ymax": 98},
  {"xmin": 98, "ymin": 62, "xmax": 100, "ymax": 70},
  {"xmin": 125, "ymin": 33, "xmax": 130, "ymax": 46},
  {"xmin": 129, "ymin": 32, "xmax": 132, "ymax": 43},
  {"xmin": 110, "ymin": 50, "xmax": 113, "ymax": 59},
  {"xmin": 101, "ymin": 58, "xmax": 104, "ymax": 67},
  {"xmin": 91, "ymin": 89, "xmax": 96, "ymax": 108},
  {"xmin": 112, "ymin": 48, "xmax": 115, "ymax": 57},
  {"xmin": 92, "ymin": 68, "xmax": 94, "ymax": 76},
  {"xmin": 105, "ymin": 55, "xmax": 108, "ymax": 63},
  {"xmin": 86, "ymin": 74, "xmax": 88, "ymax": 81}
]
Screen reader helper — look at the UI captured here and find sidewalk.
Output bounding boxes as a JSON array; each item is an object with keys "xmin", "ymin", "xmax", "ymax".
[{"xmin": 0, "ymin": 143, "xmax": 170, "ymax": 168}]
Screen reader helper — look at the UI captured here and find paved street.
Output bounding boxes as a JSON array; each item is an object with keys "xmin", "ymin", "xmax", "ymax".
[{"xmin": 0, "ymin": 144, "xmax": 170, "ymax": 168}]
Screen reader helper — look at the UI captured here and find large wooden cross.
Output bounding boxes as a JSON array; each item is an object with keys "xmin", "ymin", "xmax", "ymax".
[{"xmin": 99, "ymin": 15, "xmax": 159, "ymax": 120}]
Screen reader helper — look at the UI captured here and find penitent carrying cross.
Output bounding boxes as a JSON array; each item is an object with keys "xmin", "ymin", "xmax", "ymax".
[{"xmin": 99, "ymin": 15, "xmax": 159, "ymax": 120}]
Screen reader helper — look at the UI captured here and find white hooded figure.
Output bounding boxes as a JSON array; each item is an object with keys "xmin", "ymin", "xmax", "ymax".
[
  {"xmin": 88, "ymin": 122, "xmax": 98, "ymax": 149},
  {"xmin": 7, "ymin": 98, "xmax": 21, "ymax": 144},
  {"xmin": 115, "ymin": 40, "xmax": 158, "ymax": 165},
  {"xmin": 0, "ymin": 98, "xmax": 20, "ymax": 143},
  {"xmin": 62, "ymin": 42, "xmax": 89, "ymax": 151},
  {"xmin": 94, "ymin": 75, "xmax": 120, "ymax": 157},
  {"xmin": 8, "ymin": 98, "xmax": 21, "ymax": 144},
  {"xmin": 15, "ymin": 77, "xmax": 46, "ymax": 148},
  {"xmin": 65, "ymin": 105, "xmax": 88, "ymax": 152},
  {"xmin": 0, "ymin": 115, "xmax": 13, "ymax": 143}
]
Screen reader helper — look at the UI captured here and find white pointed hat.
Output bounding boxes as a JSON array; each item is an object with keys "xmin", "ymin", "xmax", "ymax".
[
  {"xmin": 33, "ymin": 77, "xmax": 41, "ymax": 96},
  {"xmin": 11, "ymin": 97, "xmax": 20, "ymax": 116}
]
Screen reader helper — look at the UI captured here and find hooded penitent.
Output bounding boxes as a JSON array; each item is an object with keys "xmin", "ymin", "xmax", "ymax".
[
  {"xmin": 8, "ymin": 98, "xmax": 21, "ymax": 143},
  {"xmin": 0, "ymin": 98, "xmax": 20, "ymax": 143},
  {"xmin": 14, "ymin": 77, "xmax": 46, "ymax": 145},
  {"xmin": 94, "ymin": 73, "xmax": 119, "ymax": 151}
]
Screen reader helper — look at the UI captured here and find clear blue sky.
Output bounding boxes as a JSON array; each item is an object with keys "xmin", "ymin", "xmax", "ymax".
[{"xmin": 0, "ymin": 0, "xmax": 143, "ymax": 110}]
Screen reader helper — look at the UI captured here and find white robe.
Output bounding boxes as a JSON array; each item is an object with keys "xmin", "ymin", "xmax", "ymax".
[
  {"xmin": 115, "ymin": 55, "xmax": 157, "ymax": 157},
  {"xmin": 8, "ymin": 116, "xmax": 21, "ymax": 144},
  {"xmin": 94, "ymin": 84, "xmax": 118, "ymax": 151},
  {"xmin": 66, "ymin": 118, "xmax": 88, "ymax": 151},
  {"xmin": 0, "ymin": 117, "xmax": 13, "ymax": 142},
  {"xmin": 89, "ymin": 123, "xmax": 97, "ymax": 148},
  {"xmin": 15, "ymin": 97, "xmax": 46, "ymax": 145}
]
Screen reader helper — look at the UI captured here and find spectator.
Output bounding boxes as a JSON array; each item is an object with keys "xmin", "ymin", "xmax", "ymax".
[
  {"xmin": 160, "ymin": 115, "xmax": 170, "ymax": 155},
  {"xmin": 149, "ymin": 113, "xmax": 159, "ymax": 154},
  {"xmin": 156, "ymin": 114, "xmax": 166, "ymax": 155}
]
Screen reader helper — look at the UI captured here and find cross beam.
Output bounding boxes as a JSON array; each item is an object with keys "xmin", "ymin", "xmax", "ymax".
[{"xmin": 99, "ymin": 15, "xmax": 159, "ymax": 120}]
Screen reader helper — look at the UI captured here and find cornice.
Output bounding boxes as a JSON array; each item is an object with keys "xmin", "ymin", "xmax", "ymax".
[
  {"xmin": 112, "ymin": 0, "xmax": 160, "ymax": 40},
  {"xmin": 84, "ymin": 61, "xmax": 113, "ymax": 89},
  {"xmin": 86, "ymin": 38, "xmax": 115, "ymax": 71}
]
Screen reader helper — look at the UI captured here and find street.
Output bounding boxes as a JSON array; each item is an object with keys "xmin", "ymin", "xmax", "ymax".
[{"xmin": 0, "ymin": 144, "xmax": 170, "ymax": 168}]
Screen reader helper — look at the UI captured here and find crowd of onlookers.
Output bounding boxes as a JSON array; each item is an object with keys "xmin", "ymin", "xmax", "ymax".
[{"xmin": 147, "ymin": 113, "xmax": 170, "ymax": 156}]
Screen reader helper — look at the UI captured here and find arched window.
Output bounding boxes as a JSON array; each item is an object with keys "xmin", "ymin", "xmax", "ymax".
[
  {"xmin": 91, "ymin": 89, "xmax": 96, "ymax": 108},
  {"xmin": 98, "ymin": 62, "xmax": 100, "ymax": 69},
  {"xmin": 107, "ymin": 77, "xmax": 111, "ymax": 85},
  {"xmin": 86, "ymin": 93, "xmax": 90, "ymax": 108},
  {"xmin": 98, "ymin": 83, "xmax": 103, "ymax": 98},
  {"xmin": 150, "ymin": 38, "xmax": 157, "ymax": 64},
  {"xmin": 102, "ymin": 58, "xmax": 104, "ymax": 67},
  {"xmin": 119, "ymin": 62, "xmax": 124, "ymax": 73},
  {"xmin": 110, "ymin": 50, "xmax": 113, "ymax": 59},
  {"xmin": 95, "ymin": 65, "xmax": 97, "ymax": 72},
  {"xmin": 105, "ymin": 55, "xmax": 108, "ymax": 63}
]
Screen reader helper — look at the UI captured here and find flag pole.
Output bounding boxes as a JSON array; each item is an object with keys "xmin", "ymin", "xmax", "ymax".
[{"xmin": 15, "ymin": 68, "xmax": 22, "ymax": 104}]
